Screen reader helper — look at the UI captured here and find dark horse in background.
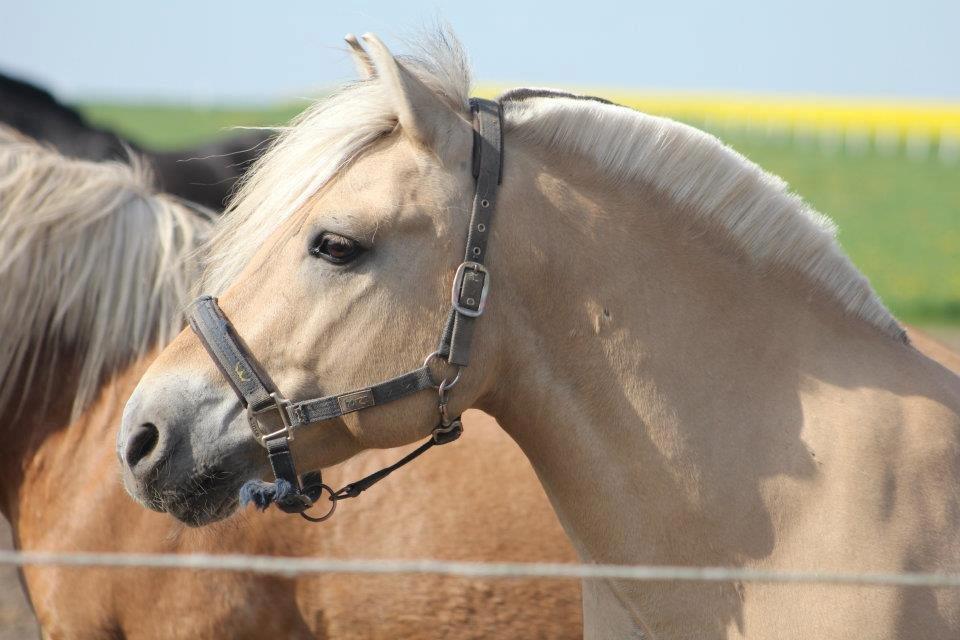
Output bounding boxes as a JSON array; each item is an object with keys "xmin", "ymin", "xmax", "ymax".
[{"xmin": 0, "ymin": 71, "xmax": 274, "ymax": 210}]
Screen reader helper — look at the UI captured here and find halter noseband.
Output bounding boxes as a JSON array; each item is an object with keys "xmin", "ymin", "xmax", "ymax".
[{"xmin": 186, "ymin": 98, "xmax": 503, "ymax": 522}]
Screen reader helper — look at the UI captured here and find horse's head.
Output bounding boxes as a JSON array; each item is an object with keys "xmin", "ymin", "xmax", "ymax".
[{"xmin": 119, "ymin": 34, "xmax": 509, "ymax": 525}]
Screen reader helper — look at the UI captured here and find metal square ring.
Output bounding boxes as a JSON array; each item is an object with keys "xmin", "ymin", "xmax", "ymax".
[{"xmin": 249, "ymin": 392, "xmax": 296, "ymax": 447}]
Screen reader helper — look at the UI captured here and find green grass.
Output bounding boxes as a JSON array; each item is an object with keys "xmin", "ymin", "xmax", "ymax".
[
  {"xmin": 80, "ymin": 102, "xmax": 305, "ymax": 149},
  {"xmin": 713, "ymin": 129, "xmax": 960, "ymax": 324},
  {"xmin": 77, "ymin": 103, "xmax": 960, "ymax": 325}
]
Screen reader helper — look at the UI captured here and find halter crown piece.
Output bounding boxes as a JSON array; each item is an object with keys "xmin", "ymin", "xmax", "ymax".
[{"xmin": 187, "ymin": 99, "xmax": 503, "ymax": 521}]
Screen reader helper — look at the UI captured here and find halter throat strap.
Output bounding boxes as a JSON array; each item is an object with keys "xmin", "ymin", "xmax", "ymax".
[{"xmin": 186, "ymin": 98, "xmax": 504, "ymax": 521}]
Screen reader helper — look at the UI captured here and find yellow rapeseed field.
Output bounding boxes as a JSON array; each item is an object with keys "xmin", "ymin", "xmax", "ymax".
[{"xmin": 480, "ymin": 86, "xmax": 960, "ymax": 148}]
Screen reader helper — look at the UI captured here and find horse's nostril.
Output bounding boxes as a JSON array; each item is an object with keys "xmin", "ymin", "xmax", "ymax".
[{"xmin": 125, "ymin": 422, "xmax": 160, "ymax": 469}]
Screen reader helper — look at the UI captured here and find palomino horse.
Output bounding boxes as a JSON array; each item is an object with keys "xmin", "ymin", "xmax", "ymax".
[
  {"xmin": 0, "ymin": 71, "xmax": 273, "ymax": 210},
  {"xmin": 120, "ymin": 32, "xmax": 960, "ymax": 639},
  {"xmin": 0, "ymin": 127, "xmax": 580, "ymax": 638}
]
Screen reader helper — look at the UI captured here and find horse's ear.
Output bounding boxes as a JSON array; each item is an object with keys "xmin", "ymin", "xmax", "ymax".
[
  {"xmin": 361, "ymin": 33, "xmax": 464, "ymax": 153},
  {"xmin": 344, "ymin": 34, "xmax": 375, "ymax": 80}
]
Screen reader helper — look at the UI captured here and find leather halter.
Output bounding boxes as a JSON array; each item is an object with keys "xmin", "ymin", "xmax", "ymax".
[{"xmin": 187, "ymin": 99, "xmax": 503, "ymax": 522}]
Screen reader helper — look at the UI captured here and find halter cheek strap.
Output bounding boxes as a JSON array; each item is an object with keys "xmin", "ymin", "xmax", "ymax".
[
  {"xmin": 186, "ymin": 98, "xmax": 503, "ymax": 522},
  {"xmin": 439, "ymin": 97, "xmax": 503, "ymax": 366}
]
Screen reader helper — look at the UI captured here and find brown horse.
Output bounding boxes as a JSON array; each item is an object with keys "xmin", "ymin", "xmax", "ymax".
[{"xmin": 0, "ymin": 127, "xmax": 580, "ymax": 639}]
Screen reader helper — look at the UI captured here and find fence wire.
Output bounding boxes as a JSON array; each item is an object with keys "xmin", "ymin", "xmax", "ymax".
[{"xmin": 2, "ymin": 550, "xmax": 960, "ymax": 588}]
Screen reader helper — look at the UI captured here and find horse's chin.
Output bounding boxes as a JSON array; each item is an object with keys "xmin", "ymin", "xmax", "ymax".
[
  {"xmin": 122, "ymin": 469, "xmax": 244, "ymax": 527},
  {"xmin": 161, "ymin": 472, "xmax": 246, "ymax": 527},
  {"xmin": 165, "ymin": 493, "xmax": 240, "ymax": 527}
]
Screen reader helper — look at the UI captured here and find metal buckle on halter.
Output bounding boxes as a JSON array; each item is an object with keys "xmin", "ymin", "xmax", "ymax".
[
  {"xmin": 248, "ymin": 391, "xmax": 297, "ymax": 447},
  {"xmin": 451, "ymin": 261, "xmax": 490, "ymax": 317}
]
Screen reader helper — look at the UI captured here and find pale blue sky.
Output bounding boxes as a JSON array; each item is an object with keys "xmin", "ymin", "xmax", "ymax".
[{"xmin": 1, "ymin": 0, "xmax": 957, "ymax": 103}]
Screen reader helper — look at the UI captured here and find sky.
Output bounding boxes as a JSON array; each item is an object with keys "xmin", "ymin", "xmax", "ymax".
[{"xmin": 1, "ymin": 0, "xmax": 957, "ymax": 103}]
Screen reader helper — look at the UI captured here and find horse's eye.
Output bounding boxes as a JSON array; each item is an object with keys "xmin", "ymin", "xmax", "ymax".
[{"xmin": 309, "ymin": 233, "xmax": 364, "ymax": 264}]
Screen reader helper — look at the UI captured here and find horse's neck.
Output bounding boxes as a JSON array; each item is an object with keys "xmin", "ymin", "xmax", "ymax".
[
  {"xmin": 0, "ymin": 347, "xmax": 72, "ymax": 519},
  {"xmin": 0, "ymin": 351, "xmax": 150, "ymax": 525},
  {"xmin": 481, "ymin": 161, "xmax": 930, "ymax": 628}
]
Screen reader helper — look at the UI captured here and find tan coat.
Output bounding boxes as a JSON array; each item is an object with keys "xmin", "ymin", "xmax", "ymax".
[
  {"xmin": 5, "ymin": 355, "xmax": 580, "ymax": 639},
  {"xmin": 120, "ymin": 34, "xmax": 960, "ymax": 639}
]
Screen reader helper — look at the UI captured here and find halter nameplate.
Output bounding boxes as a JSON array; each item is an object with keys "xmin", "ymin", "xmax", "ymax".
[{"xmin": 186, "ymin": 98, "xmax": 504, "ymax": 519}]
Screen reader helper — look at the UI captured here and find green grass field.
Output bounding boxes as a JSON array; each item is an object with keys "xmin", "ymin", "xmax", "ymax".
[{"xmin": 79, "ymin": 102, "xmax": 960, "ymax": 325}]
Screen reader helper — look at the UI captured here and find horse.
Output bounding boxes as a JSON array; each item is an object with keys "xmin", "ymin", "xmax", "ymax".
[
  {"xmin": 0, "ymin": 126, "xmax": 581, "ymax": 639},
  {"xmin": 0, "ymin": 71, "xmax": 273, "ymax": 210},
  {"xmin": 3, "ymin": 127, "xmax": 951, "ymax": 640},
  {"xmin": 119, "ymin": 31, "xmax": 960, "ymax": 639}
]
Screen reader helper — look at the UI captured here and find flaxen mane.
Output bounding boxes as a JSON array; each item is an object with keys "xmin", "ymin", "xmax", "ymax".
[
  {"xmin": 206, "ymin": 31, "xmax": 902, "ymax": 341},
  {"xmin": 500, "ymin": 88, "xmax": 904, "ymax": 340},
  {"xmin": 0, "ymin": 126, "xmax": 210, "ymax": 419}
]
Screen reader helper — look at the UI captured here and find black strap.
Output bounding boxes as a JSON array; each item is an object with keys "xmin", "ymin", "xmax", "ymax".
[
  {"xmin": 442, "ymin": 98, "xmax": 503, "ymax": 366},
  {"xmin": 265, "ymin": 437, "xmax": 300, "ymax": 486},
  {"xmin": 265, "ymin": 437, "xmax": 316, "ymax": 513},
  {"xmin": 190, "ymin": 295, "xmax": 436, "ymax": 431},
  {"xmin": 293, "ymin": 366, "xmax": 435, "ymax": 426},
  {"xmin": 463, "ymin": 98, "xmax": 504, "ymax": 263},
  {"xmin": 332, "ymin": 418, "xmax": 463, "ymax": 500},
  {"xmin": 334, "ymin": 439, "xmax": 434, "ymax": 499},
  {"xmin": 189, "ymin": 295, "xmax": 276, "ymax": 411}
]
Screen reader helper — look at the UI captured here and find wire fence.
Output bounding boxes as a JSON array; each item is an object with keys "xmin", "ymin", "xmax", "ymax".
[{"xmin": 3, "ymin": 550, "xmax": 960, "ymax": 589}]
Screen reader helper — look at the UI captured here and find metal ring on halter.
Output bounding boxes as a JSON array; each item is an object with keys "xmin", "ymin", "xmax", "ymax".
[
  {"xmin": 432, "ymin": 383, "xmax": 462, "ymax": 442},
  {"xmin": 298, "ymin": 484, "xmax": 338, "ymax": 523},
  {"xmin": 422, "ymin": 350, "xmax": 463, "ymax": 390},
  {"xmin": 437, "ymin": 379, "xmax": 452, "ymax": 422},
  {"xmin": 438, "ymin": 377, "xmax": 457, "ymax": 404},
  {"xmin": 434, "ymin": 377, "xmax": 461, "ymax": 437}
]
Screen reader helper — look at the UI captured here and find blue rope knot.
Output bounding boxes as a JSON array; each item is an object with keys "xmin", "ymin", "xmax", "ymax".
[{"xmin": 239, "ymin": 478, "xmax": 297, "ymax": 511}]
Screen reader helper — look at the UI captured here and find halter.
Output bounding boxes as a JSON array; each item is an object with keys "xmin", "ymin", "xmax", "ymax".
[{"xmin": 186, "ymin": 98, "xmax": 503, "ymax": 522}]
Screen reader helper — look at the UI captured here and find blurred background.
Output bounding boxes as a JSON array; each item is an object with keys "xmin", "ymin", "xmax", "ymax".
[{"xmin": 1, "ymin": 1, "xmax": 958, "ymax": 635}]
